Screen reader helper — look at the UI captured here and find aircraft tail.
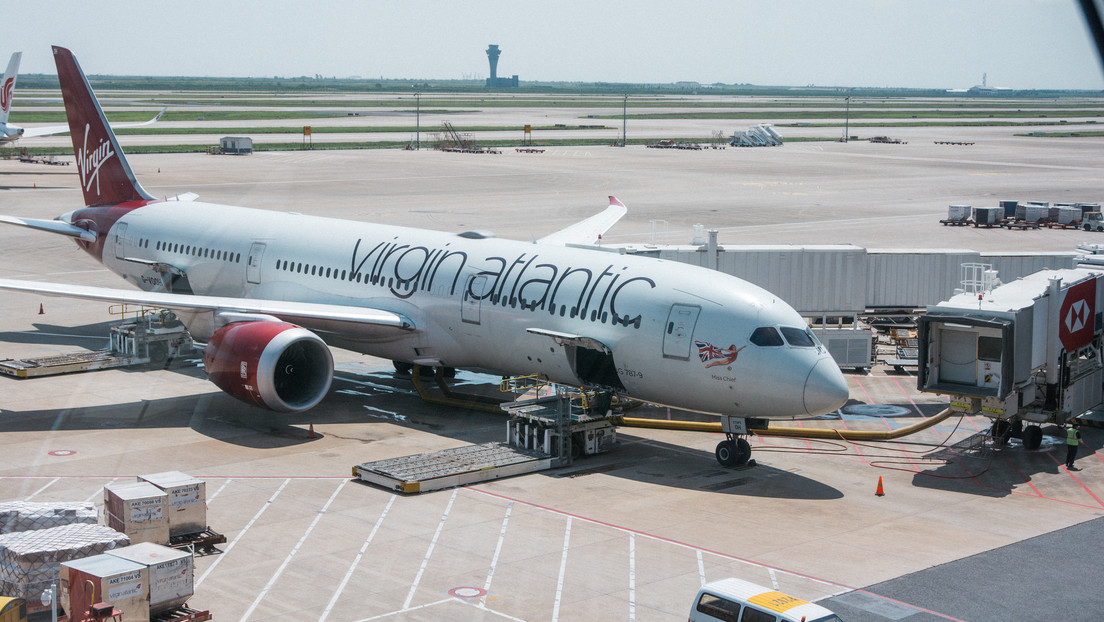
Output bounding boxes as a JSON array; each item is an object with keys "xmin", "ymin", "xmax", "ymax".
[
  {"xmin": 52, "ymin": 46, "xmax": 153, "ymax": 207},
  {"xmin": 0, "ymin": 52, "xmax": 20, "ymax": 124}
]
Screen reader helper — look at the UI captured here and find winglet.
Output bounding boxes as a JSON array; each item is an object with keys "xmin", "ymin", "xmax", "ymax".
[
  {"xmin": 52, "ymin": 46, "xmax": 153, "ymax": 207},
  {"xmin": 537, "ymin": 196, "xmax": 628, "ymax": 246},
  {"xmin": 0, "ymin": 52, "xmax": 20, "ymax": 124}
]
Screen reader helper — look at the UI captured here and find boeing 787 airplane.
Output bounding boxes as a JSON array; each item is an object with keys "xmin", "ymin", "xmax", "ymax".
[{"xmin": 0, "ymin": 47, "xmax": 849, "ymax": 466}]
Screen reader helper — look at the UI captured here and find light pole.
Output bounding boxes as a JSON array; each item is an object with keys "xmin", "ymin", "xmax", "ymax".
[
  {"xmin": 843, "ymin": 94, "xmax": 850, "ymax": 143},
  {"xmin": 415, "ymin": 93, "xmax": 420, "ymax": 150},
  {"xmin": 622, "ymin": 94, "xmax": 627, "ymax": 147}
]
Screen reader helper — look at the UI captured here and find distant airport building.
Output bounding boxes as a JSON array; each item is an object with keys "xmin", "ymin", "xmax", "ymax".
[{"xmin": 485, "ymin": 44, "xmax": 519, "ymax": 88}]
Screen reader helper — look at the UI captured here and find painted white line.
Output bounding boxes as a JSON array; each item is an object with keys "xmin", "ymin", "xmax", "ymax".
[
  {"xmin": 769, "ymin": 568, "xmax": 779, "ymax": 590},
  {"xmin": 196, "ymin": 478, "xmax": 289, "ymax": 588},
  {"xmin": 628, "ymin": 533, "xmax": 636, "ymax": 622},
  {"xmin": 85, "ymin": 478, "xmax": 115, "ymax": 503},
  {"xmin": 480, "ymin": 501, "xmax": 514, "ymax": 608},
  {"xmin": 551, "ymin": 517, "xmax": 572, "ymax": 622},
  {"xmin": 241, "ymin": 479, "xmax": 348, "ymax": 622},
  {"xmin": 24, "ymin": 477, "xmax": 59, "ymax": 501},
  {"xmin": 402, "ymin": 488, "xmax": 458, "ymax": 610},
  {"xmin": 206, "ymin": 479, "xmax": 231, "ymax": 506},
  {"xmin": 319, "ymin": 495, "xmax": 396, "ymax": 622},
  {"xmin": 697, "ymin": 550, "xmax": 706, "ymax": 587},
  {"xmin": 355, "ymin": 598, "xmax": 452, "ymax": 622}
]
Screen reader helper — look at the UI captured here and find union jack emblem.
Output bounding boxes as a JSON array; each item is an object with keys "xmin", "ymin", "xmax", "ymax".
[{"xmin": 695, "ymin": 341, "xmax": 745, "ymax": 368}]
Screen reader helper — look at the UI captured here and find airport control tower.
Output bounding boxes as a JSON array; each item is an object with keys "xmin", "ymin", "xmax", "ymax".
[{"xmin": 485, "ymin": 44, "xmax": 519, "ymax": 88}]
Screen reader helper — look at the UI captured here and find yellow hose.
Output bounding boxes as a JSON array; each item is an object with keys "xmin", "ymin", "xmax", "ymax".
[{"xmin": 613, "ymin": 408, "xmax": 955, "ymax": 440}]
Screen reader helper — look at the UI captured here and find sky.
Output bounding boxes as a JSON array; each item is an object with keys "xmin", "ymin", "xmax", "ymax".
[{"xmin": 8, "ymin": 0, "xmax": 1104, "ymax": 90}]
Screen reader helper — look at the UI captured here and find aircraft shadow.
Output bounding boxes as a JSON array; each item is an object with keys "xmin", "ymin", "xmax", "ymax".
[{"xmin": 0, "ymin": 321, "xmax": 116, "ymax": 347}]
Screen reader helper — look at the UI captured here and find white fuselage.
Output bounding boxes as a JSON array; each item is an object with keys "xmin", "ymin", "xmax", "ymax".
[{"xmin": 87, "ymin": 200, "xmax": 848, "ymax": 419}]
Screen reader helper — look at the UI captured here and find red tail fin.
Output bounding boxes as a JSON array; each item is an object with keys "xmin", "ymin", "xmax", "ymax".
[{"xmin": 52, "ymin": 46, "xmax": 152, "ymax": 207}]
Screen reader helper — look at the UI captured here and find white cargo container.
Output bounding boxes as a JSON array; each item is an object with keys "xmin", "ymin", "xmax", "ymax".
[
  {"xmin": 136, "ymin": 472, "xmax": 206, "ymax": 536},
  {"xmin": 1057, "ymin": 207, "xmax": 1082, "ymax": 226},
  {"xmin": 972, "ymin": 206, "xmax": 1002, "ymax": 226},
  {"xmin": 107, "ymin": 542, "xmax": 193, "ymax": 615},
  {"xmin": 61, "ymin": 554, "xmax": 150, "ymax": 622},
  {"xmin": 946, "ymin": 204, "xmax": 971, "ymax": 222},
  {"xmin": 104, "ymin": 482, "xmax": 169, "ymax": 545},
  {"xmin": 1016, "ymin": 203, "xmax": 1049, "ymax": 223}
]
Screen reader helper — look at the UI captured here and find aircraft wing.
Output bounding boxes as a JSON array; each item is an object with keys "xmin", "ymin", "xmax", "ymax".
[
  {"xmin": 20, "ymin": 107, "xmax": 166, "ymax": 139},
  {"xmin": 0, "ymin": 278, "xmax": 416, "ymax": 333},
  {"xmin": 537, "ymin": 196, "xmax": 627, "ymax": 246}
]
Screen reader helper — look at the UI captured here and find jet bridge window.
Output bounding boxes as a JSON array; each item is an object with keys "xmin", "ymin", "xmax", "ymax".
[
  {"xmin": 781, "ymin": 326, "xmax": 815, "ymax": 347},
  {"xmin": 978, "ymin": 336, "xmax": 1002, "ymax": 361},
  {"xmin": 750, "ymin": 326, "xmax": 785, "ymax": 347}
]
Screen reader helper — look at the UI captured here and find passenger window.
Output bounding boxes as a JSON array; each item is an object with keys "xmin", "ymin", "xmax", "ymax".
[
  {"xmin": 696, "ymin": 593, "xmax": 741, "ymax": 622},
  {"xmin": 740, "ymin": 606, "xmax": 777, "ymax": 622},
  {"xmin": 781, "ymin": 327, "xmax": 815, "ymax": 347},
  {"xmin": 750, "ymin": 327, "xmax": 784, "ymax": 347}
]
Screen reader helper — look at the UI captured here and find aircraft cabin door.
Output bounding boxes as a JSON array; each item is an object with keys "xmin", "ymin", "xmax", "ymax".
[
  {"xmin": 114, "ymin": 223, "xmax": 128, "ymax": 260},
  {"xmin": 246, "ymin": 242, "xmax": 266, "ymax": 284},
  {"xmin": 462, "ymin": 275, "xmax": 489, "ymax": 324},
  {"xmin": 663, "ymin": 304, "xmax": 701, "ymax": 359}
]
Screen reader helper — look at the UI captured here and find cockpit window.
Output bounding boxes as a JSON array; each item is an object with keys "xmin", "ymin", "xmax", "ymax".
[
  {"xmin": 781, "ymin": 326, "xmax": 816, "ymax": 347},
  {"xmin": 750, "ymin": 326, "xmax": 784, "ymax": 347}
]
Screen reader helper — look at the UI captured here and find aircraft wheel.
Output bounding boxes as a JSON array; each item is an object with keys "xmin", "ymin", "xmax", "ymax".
[
  {"xmin": 1022, "ymin": 425, "xmax": 1043, "ymax": 450},
  {"xmin": 392, "ymin": 361, "xmax": 412, "ymax": 375},
  {"xmin": 1010, "ymin": 418, "xmax": 1024, "ymax": 439},
  {"xmin": 147, "ymin": 342, "xmax": 169, "ymax": 369},
  {"xmin": 715, "ymin": 440, "xmax": 738, "ymax": 467},
  {"xmin": 732, "ymin": 438, "xmax": 752, "ymax": 466}
]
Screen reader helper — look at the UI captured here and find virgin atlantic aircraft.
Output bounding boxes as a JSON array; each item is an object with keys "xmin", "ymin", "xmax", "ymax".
[{"xmin": 0, "ymin": 47, "xmax": 848, "ymax": 466}]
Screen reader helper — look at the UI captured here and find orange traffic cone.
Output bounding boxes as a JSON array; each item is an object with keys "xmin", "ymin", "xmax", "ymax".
[
  {"xmin": 875, "ymin": 476, "xmax": 885, "ymax": 497},
  {"xmin": 38, "ymin": 303, "xmax": 44, "ymax": 314},
  {"xmin": 308, "ymin": 422, "xmax": 315, "ymax": 439}
]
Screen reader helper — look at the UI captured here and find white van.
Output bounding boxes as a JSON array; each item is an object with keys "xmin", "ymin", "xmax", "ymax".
[{"xmin": 690, "ymin": 578, "xmax": 843, "ymax": 622}]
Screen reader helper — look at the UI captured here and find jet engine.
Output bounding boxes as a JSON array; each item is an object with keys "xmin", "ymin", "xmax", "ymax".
[{"xmin": 203, "ymin": 320, "xmax": 333, "ymax": 412}]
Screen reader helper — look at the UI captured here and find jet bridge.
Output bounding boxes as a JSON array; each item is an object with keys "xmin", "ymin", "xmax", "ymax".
[{"xmin": 916, "ymin": 268, "xmax": 1104, "ymax": 448}]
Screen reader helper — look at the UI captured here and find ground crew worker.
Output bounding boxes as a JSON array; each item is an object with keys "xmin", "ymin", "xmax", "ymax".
[{"xmin": 1066, "ymin": 423, "xmax": 1082, "ymax": 469}]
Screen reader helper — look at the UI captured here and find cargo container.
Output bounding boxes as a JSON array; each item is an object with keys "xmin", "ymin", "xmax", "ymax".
[
  {"xmin": 972, "ymin": 206, "xmax": 1002, "ymax": 226},
  {"xmin": 136, "ymin": 472, "xmax": 206, "ymax": 537},
  {"xmin": 1015, "ymin": 203, "xmax": 1049, "ymax": 223},
  {"xmin": 0, "ymin": 523, "xmax": 129, "ymax": 606},
  {"xmin": 1055, "ymin": 207, "xmax": 1082, "ymax": 227},
  {"xmin": 104, "ymin": 482, "xmax": 169, "ymax": 545},
  {"xmin": 61, "ymin": 554, "xmax": 149, "ymax": 622},
  {"xmin": 941, "ymin": 204, "xmax": 971, "ymax": 225},
  {"xmin": 0, "ymin": 502, "xmax": 97, "ymax": 534},
  {"xmin": 1000, "ymin": 200, "xmax": 1019, "ymax": 219},
  {"xmin": 107, "ymin": 543, "xmax": 193, "ymax": 615}
]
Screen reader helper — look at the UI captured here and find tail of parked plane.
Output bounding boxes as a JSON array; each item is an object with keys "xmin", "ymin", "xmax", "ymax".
[
  {"xmin": 0, "ymin": 52, "xmax": 20, "ymax": 124},
  {"xmin": 52, "ymin": 46, "xmax": 153, "ymax": 207}
]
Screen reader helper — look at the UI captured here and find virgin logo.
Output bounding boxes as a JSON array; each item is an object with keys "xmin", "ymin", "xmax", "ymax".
[
  {"xmin": 77, "ymin": 124, "xmax": 115, "ymax": 197},
  {"xmin": 0, "ymin": 78, "xmax": 12, "ymax": 113}
]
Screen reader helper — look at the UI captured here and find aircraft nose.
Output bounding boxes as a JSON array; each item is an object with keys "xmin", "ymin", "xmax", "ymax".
[{"xmin": 803, "ymin": 357, "xmax": 849, "ymax": 416}]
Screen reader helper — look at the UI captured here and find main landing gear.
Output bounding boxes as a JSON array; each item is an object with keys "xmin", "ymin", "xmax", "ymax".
[{"xmin": 714, "ymin": 416, "xmax": 766, "ymax": 467}]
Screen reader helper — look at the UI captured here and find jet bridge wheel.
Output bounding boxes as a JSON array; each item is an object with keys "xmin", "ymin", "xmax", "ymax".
[
  {"xmin": 715, "ymin": 438, "xmax": 752, "ymax": 467},
  {"xmin": 1021, "ymin": 425, "xmax": 1043, "ymax": 450}
]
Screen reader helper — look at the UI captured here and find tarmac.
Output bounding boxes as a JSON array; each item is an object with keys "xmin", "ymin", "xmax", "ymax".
[{"xmin": 0, "ymin": 126, "xmax": 1102, "ymax": 621}]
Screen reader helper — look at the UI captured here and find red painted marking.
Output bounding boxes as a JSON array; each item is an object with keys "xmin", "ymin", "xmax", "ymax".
[
  {"xmin": 0, "ymin": 77, "xmax": 13, "ymax": 113},
  {"xmin": 48, "ymin": 450, "xmax": 76, "ymax": 457},
  {"xmin": 1044, "ymin": 449, "xmax": 1104, "ymax": 509}
]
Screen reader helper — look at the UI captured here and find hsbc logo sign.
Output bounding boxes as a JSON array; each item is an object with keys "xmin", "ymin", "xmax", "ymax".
[{"xmin": 1059, "ymin": 278, "xmax": 1097, "ymax": 351}]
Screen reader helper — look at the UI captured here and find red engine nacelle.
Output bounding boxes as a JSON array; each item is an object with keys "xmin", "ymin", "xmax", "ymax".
[{"xmin": 203, "ymin": 321, "xmax": 333, "ymax": 412}]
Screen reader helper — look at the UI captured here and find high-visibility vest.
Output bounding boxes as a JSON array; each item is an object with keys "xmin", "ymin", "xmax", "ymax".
[{"xmin": 1067, "ymin": 428, "xmax": 1079, "ymax": 446}]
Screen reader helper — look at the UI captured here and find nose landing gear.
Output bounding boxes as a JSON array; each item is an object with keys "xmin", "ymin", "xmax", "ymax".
[{"xmin": 715, "ymin": 416, "xmax": 766, "ymax": 467}]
